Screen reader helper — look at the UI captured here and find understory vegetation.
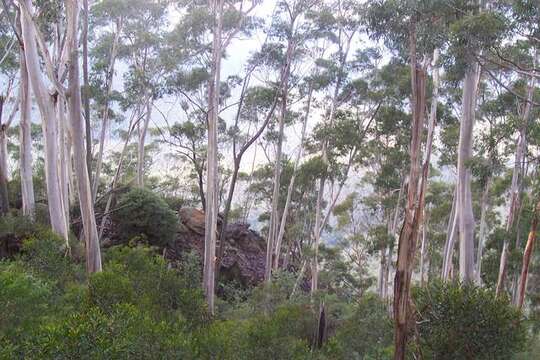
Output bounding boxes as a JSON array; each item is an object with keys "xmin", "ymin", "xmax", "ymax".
[{"xmin": 0, "ymin": 214, "xmax": 536, "ymax": 359}]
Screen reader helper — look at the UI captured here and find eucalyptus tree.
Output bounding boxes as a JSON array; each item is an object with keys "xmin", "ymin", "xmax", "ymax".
[
  {"xmin": 113, "ymin": 0, "xmax": 168, "ymax": 188},
  {"xmin": 366, "ymin": 1, "xmax": 450, "ymax": 357},
  {"xmin": 495, "ymin": 54, "xmax": 538, "ymax": 296},
  {"xmin": 18, "ymin": 0, "xmax": 69, "ymax": 241},
  {"xmin": 263, "ymin": 0, "xmax": 321, "ymax": 283},
  {"xmin": 0, "ymin": 5, "xmax": 20, "ymax": 215},
  {"xmin": 302, "ymin": 0, "xmax": 365, "ymax": 293},
  {"xmin": 89, "ymin": 0, "xmax": 131, "ymax": 201},
  {"xmin": 18, "ymin": 0, "xmax": 102, "ymax": 272}
]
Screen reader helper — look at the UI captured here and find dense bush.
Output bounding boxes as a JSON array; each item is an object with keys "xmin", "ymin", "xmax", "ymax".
[
  {"xmin": 101, "ymin": 245, "xmax": 208, "ymax": 326},
  {"xmin": 111, "ymin": 188, "xmax": 178, "ymax": 247},
  {"xmin": 326, "ymin": 294, "xmax": 393, "ymax": 359},
  {"xmin": 22, "ymin": 304, "xmax": 192, "ymax": 359},
  {"xmin": 0, "ymin": 264, "xmax": 51, "ymax": 342},
  {"xmin": 413, "ymin": 281, "xmax": 527, "ymax": 359}
]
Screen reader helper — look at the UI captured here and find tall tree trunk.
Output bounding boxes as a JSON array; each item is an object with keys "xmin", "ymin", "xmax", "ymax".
[
  {"xmin": 82, "ymin": 0, "xmax": 91, "ymax": 176},
  {"xmin": 516, "ymin": 198, "xmax": 539, "ymax": 310},
  {"xmin": 203, "ymin": 0, "xmax": 224, "ymax": 315},
  {"xmin": 66, "ymin": 0, "xmax": 102, "ymax": 273},
  {"xmin": 418, "ymin": 48, "xmax": 440, "ymax": 287},
  {"xmin": 457, "ymin": 62, "xmax": 481, "ymax": 282},
  {"xmin": 442, "ymin": 186, "xmax": 458, "ymax": 279},
  {"xmin": 265, "ymin": 35, "xmax": 294, "ymax": 283},
  {"xmin": 384, "ymin": 177, "xmax": 404, "ymax": 299},
  {"xmin": 273, "ymin": 84, "xmax": 312, "ymax": 270},
  {"xmin": 475, "ymin": 176, "xmax": 491, "ymax": 284},
  {"xmin": 393, "ymin": 23, "xmax": 426, "ymax": 360},
  {"xmin": 311, "ymin": 177, "xmax": 326, "ymax": 293},
  {"xmin": 419, "ymin": 212, "xmax": 428, "ymax": 286},
  {"xmin": 20, "ymin": 0, "xmax": 69, "ymax": 241},
  {"xmin": 137, "ymin": 97, "xmax": 152, "ymax": 188},
  {"xmin": 19, "ymin": 47, "xmax": 35, "ymax": 218},
  {"xmin": 0, "ymin": 97, "xmax": 9, "ymax": 215},
  {"xmin": 496, "ymin": 73, "xmax": 534, "ymax": 296},
  {"xmin": 57, "ymin": 97, "xmax": 71, "ymax": 228},
  {"xmin": 92, "ymin": 18, "xmax": 122, "ymax": 202}
]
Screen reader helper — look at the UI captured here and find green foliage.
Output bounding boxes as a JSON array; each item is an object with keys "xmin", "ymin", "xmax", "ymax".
[
  {"xmin": 101, "ymin": 245, "xmax": 208, "ymax": 327},
  {"xmin": 111, "ymin": 188, "xmax": 178, "ymax": 247},
  {"xmin": 0, "ymin": 265, "xmax": 51, "ymax": 342},
  {"xmin": 413, "ymin": 281, "xmax": 527, "ymax": 359},
  {"xmin": 20, "ymin": 231, "xmax": 83, "ymax": 287},
  {"xmin": 326, "ymin": 294, "xmax": 393, "ymax": 359},
  {"xmin": 23, "ymin": 304, "xmax": 192, "ymax": 359}
]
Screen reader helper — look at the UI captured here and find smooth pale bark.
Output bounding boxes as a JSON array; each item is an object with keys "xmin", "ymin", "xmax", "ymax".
[
  {"xmin": 136, "ymin": 97, "xmax": 152, "ymax": 188},
  {"xmin": 82, "ymin": 0, "xmax": 92, "ymax": 175},
  {"xmin": 311, "ymin": 177, "xmax": 326, "ymax": 293},
  {"xmin": 273, "ymin": 84, "xmax": 312, "ymax": 270},
  {"xmin": 203, "ymin": 0, "xmax": 224, "ymax": 315},
  {"xmin": 418, "ymin": 48, "xmax": 440, "ymax": 287},
  {"xmin": 383, "ymin": 178, "xmax": 404, "ymax": 300},
  {"xmin": 265, "ymin": 34, "xmax": 295, "ymax": 283},
  {"xmin": 457, "ymin": 62, "xmax": 481, "ymax": 283},
  {"xmin": 66, "ymin": 0, "xmax": 102, "ymax": 273},
  {"xmin": 92, "ymin": 18, "xmax": 122, "ymax": 202},
  {"xmin": 393, "ymin": 25, "xmax": 426, "ymax": 360},
  {"xmin": 20, "ymin": 0, "xmax": 69, "ymax": 241},
  {"xmin": 57, "ymin": 97, "xmax": 71, "ymax": 228},
  {"xmin": 0, "ymin": 96, "xmax": 10, "ymax": 215},
  {"xmin": 475, "ymin": 177, "xmax": 491, "ymax": 284},
  {"xmin": 19, "ymin": 48, "xmax": 35, "ymax": 218},
  {"xmin": 496, "ymin": 74, "xmax": 534, "ymax": 296},
  {"xmin": 516, "ymin": 199, "xmax": 540, "ymax": 310},
  {"xmin": 442, "ymin": 186, "xmax": 458, "ymax": 279}
]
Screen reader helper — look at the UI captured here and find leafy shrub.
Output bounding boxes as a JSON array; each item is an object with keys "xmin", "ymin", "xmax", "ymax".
[
  {"xmin": 194, "ymin": 304, "xmax": 313, "ymax": 360},
  {"xmin": 22, "ymin": 304, "xmax": 193, "ymax": 359},
  {"xmin": 413, "ymin": 281, "xmax": 527, "ymax": 359},
  {"xmin": 111, "ymin": 188, "xmax": 178, "ymax": 247},
  {"xmin": 325, "ymin": 294, "xmax": 393, "ymax": 359},
  {"xmin": 103, "ymin": 245, "xmax": 208, "ymax": 326},
  {"xmin": 242, "ymin": 304, "xmax": 314, "ymax": 359},
  {"xmin": 88, "ymin": 270, "xmax": 134, "ymax": 314},
  {"xmin": 20, "ymin": 230, "xmax": 84, "ymax": 287},
  {"xmin": 0, "ymin": 264, "xmax": 51, "ymax": 341}
]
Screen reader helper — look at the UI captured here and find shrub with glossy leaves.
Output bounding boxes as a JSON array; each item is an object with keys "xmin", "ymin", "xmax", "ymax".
[
  {"xmin": 413, "ymin": 281, "xmax": 526, "ymax": 360},
  {"xmin": 111, "ymin": 188, "xmax": 178, "ymax": 247}
]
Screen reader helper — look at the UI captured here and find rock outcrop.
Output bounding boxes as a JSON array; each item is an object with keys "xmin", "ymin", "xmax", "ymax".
[{"xmin": 167, "ymin": 208, "xmax": 266, "ymax": 287}]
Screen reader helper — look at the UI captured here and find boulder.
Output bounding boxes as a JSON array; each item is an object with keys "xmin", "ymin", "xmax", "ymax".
[{"xmin": 167, "ymin": 208, "xmax": 266, "ymax": 287}]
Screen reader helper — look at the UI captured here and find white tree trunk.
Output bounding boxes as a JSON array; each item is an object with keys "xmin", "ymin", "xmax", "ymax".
[
  {"xmin": 272, "ymin": 84, "xmax": 313, "ymax": 270},
  {"xmin": 66, "ymin": 0, "xmax": 102, "ymax": 273},
  {"xmin": 475, "ymin": 177, "xmax": 491, "ymax": 284},
  {"xmin": 442, "ymin": 186, "xmax": 458, "ymax": 279},
  {"xmin": 496, "ymin": 71, "xmax": 535, "ymax": 296},
  {"xmin": 57, "ymin": 97, "xmax": 71, "ymax": 226},
  {"xmin": 19, "ymin": 47, "xmax": 35, "ymax": 218},
  {"xmin": 20, "ymin": 0, "xmax": 69, "ymax": 241},
  {"xmin": 137, "ymin": 97, "xmax": 152, "ymax": 188},
  {"xmin": 265, "ymin": 35, "xmax": 294, "ymax": 282},
  {"xmin": 203, "ymin": 0, "xmax": 224, "ymax": 315},
  {"xmin": 456, "ymin": 63, "xmax": 481, "ymax": 282}
]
